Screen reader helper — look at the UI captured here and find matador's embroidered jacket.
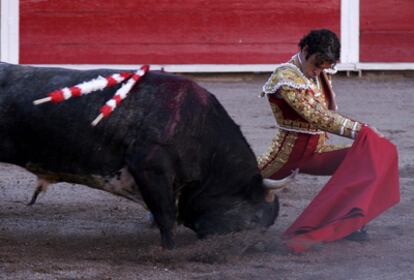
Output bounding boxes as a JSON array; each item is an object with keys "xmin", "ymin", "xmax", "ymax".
[
  {"xmin": 260, "ymin": 56, "xmax": 362, "ymax": 138},
  {"xmin": 257, "ymin": 55, "xmax": 363, "ymax": 178}
]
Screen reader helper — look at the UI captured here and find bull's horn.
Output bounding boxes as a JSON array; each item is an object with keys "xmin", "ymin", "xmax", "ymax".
[{"xmin": 263, "ymin": 169, "xmax": 299, "ymax": 189}]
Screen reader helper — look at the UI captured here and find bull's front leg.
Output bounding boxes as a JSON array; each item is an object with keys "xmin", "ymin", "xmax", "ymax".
[{"xmin": 127, "ymin": 146, "xmax": 177, "ymax": 249}]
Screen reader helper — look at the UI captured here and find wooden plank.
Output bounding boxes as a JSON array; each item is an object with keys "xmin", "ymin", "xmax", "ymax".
[
  {"xmin": 360, "ymin": 0, "xmax": 414, "ymax": 62},
  {"xmin": 20, "ymin": 0, "xmax": 340, "ymax": 64}
]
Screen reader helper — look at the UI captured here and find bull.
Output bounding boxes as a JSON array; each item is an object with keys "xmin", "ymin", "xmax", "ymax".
[{"xmin": 0, "ymin": 63, "xmax": 291, "ymax": 249}]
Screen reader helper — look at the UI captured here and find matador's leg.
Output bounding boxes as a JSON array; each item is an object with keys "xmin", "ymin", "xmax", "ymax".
[
  {"xmin": 299, "ymin": 148, "xmax": 350, "ymax": 176},
  {"xmin": 299, "ymin": 134, "xmax": 352, "ymax": 176}
]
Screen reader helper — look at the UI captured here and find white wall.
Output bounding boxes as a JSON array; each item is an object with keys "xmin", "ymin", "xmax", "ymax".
[{"xmin": 1, "ymin": 0, "xmax": 19, "ymax": 63}]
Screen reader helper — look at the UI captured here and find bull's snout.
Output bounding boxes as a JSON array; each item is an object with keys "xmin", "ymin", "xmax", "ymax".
[{"xmin": 253, "ymin": 196, "xmax": 279, "ymax": 228}]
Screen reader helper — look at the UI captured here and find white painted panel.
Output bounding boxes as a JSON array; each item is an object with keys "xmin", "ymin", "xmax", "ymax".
[
  {"xmin": 1, "ymin": 0, "xmax": 19, "ymax": 63},
  {"xmin": 340, "ymin": 0, "xmax": 360, "ymax": 64}
]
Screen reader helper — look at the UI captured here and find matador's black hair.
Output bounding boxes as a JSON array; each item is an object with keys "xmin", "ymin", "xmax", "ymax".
[{"xmin": 299, "ymin": 29, "xmax": 340, "ymax": 65}]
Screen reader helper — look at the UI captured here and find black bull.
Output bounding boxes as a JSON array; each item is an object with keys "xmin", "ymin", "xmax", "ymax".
[{"xmin": 0, "ymin": 63, "xmax": 282, "ymax": 249}]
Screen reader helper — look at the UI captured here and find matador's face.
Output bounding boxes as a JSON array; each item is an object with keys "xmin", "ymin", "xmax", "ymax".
[{"xmin": 300, "ymin": 50, "xmax": 334, "ymax": 79}]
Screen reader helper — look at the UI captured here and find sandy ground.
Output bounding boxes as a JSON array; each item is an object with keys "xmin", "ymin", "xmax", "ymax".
[{"xmin": 1, "ymin": 72, "xmax": 413, "ymax": 279}]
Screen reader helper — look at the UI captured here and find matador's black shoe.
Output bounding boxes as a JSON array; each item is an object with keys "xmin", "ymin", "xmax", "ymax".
[{"xmin": 343, "ymin": 226, "xmax": 369, "ymax": 242}]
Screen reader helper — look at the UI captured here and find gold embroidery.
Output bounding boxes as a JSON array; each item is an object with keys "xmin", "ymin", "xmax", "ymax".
[
  {"xmin": 269, "ymin": 102, "xmax": 321, "ymax": 133},
  {"xmin": 315, "ymin": 133, "xmax": 351, "ymax": 153},
  {"xmin": 280, "ymin": 87, "xmax": 362, "ymax": 139},
  {"xmin": 258, "ymin": 131, "xmax": 298, "ymax": 178},
  {"xmin": 317, "ymin": 144, "xmax": 351, "ymax": 153},
  {"xmin": 314, "ymin": 77, "xmax": 328, "ymax": 105},
  {"xmin": 262, "ymin": 64, "xmax": 310, "ymax": 95},
  {"xmin": 263, "ymin": 57, "xmax": 362, "ymax": 139}
]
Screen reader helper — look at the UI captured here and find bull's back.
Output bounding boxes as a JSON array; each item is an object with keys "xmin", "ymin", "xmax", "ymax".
[{"xmin": 0, "ymin": 64, "xmax": 211, "ymax": 177}]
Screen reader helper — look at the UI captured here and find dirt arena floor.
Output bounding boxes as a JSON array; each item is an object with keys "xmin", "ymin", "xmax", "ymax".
[{"xmin": 1, "ymin": 71, "xmax": 413, "ymax": 279}]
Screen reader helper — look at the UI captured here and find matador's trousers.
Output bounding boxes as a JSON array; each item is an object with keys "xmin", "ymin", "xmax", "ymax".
[{"xmin": 259, "ymin": 130, "xmax": 351, "ymax": 179}]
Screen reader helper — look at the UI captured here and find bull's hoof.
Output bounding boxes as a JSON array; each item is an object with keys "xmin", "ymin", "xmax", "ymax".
[
  {"xmin": 161, "ymin": 231, "xmax": 176, "ymax": 250},
  {"xmin": 161, "ymin": 239, "xmax": 176, "ymax": 250}
]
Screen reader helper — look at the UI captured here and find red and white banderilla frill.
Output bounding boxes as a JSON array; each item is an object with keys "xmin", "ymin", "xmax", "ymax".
[{"xmin": 33, "ymin": 65, "xmax": 150, "ymax": 126}]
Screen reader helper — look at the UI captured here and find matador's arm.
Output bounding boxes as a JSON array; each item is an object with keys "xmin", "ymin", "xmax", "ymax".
[{"xmin": 279, "ymin": 86, "xmax": 363, "ymax": 139}]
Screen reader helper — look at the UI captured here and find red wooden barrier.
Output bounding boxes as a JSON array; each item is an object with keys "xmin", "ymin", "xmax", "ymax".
[
  {"xmin": 360, "ymin": 0, "xmax": 414, "ymax": 62},
  {"xmin": 20, "ymin": 0, "xmax": 339, "ymax": 64}
]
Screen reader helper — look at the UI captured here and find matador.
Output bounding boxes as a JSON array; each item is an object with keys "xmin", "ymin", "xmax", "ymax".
[
  {"xmin": 256, "ymin": 30, "xmax": 398, "ymax": 250},
  {"xmin": 258, "ymin": 29, "xmax": 381, "ymax": 180}
]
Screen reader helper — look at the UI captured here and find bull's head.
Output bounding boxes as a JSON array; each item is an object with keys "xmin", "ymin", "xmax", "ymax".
[{"xmin": 179, "ymin": 170, "xmax": 297, "ymax": 238}]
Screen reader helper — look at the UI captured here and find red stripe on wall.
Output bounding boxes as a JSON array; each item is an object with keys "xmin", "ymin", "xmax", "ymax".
[
  {"xmin": 20, "ymin": 0, "xmax": 340, "ymax": 64},
  {"xmin": 360, "ymin": 0, "xmax": 414, "ymax": 62}
]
